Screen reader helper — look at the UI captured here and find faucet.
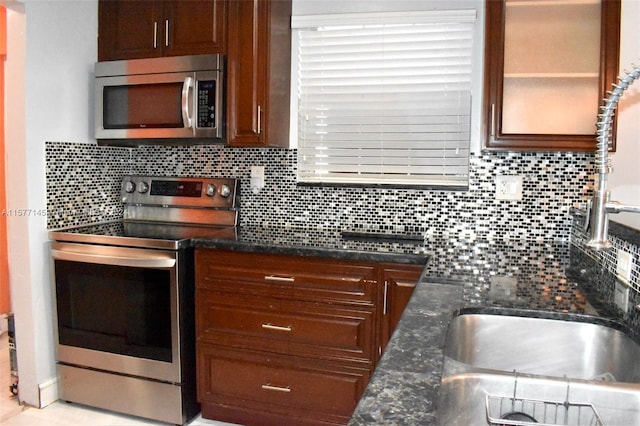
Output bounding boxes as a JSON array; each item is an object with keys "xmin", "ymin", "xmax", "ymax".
[{"xmin": 584, "ymin": 63, "xmax": 640, "ymax": 250}]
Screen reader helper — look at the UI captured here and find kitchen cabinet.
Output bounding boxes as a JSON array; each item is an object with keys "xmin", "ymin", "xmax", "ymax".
[
  {"xmin": 226, "ymin": 0, "xmax": 292, "ymax": 147},
  {"xmin": 98, "ymin": 0, "xmax": 226, "ymax": 61},
  {"xmin": 378, "ymin": 263, "xmax": 423, "ymax": 355},
  {"xmin": 195, "ymin": 249, "xmax": 422, "ymax": 425},
  {"xmin": 483, "ymin": 0, "xmax": 620, "ymax": 151}
]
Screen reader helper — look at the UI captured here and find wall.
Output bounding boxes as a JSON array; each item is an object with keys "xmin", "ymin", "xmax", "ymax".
[
  {"xmin": 610, "ymin": 0, "xmax": 640, "ymax": 230},
  {"xmin": 0, "ymin": 6, "xmax": 9, "ymax": 315},
  {"xmin": 5, "ymin": 0, "xmax": 97, "ymax": 407}
]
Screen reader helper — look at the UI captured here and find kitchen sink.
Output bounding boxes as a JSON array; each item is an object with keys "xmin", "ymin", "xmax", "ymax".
[
  {"xmin": 437, "ymin": 310, "xmax": 640, "ymax": 425},
  {"xmin": 443, "ymin": 311, "xmax": 640, "ymax": 382}
]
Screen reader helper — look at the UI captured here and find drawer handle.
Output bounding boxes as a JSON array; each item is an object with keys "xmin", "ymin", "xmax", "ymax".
[
  {"xmin": 264, "ymin": 275, "xmax": 295, "ymax": 283},
  {"xmin": 261, "ymin": 384, "xmax": 291, "ymax": 393},
  {"xmin": 261, "ymin": 323, "xmax": 292, "ymax": 332}
]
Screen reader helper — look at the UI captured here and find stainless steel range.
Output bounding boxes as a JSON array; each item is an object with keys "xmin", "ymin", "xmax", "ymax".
[{"xmin": 49, "ymin": 175, "xmax": 239, "ymax": 425}]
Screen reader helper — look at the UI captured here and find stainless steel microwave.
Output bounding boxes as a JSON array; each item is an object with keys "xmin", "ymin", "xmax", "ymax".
[{"xmin": 95, "ymin": 54, "xmax": 224, "ymax": 145}]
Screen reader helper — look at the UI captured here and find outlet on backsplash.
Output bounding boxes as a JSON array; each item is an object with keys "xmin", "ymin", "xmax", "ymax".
[
  {"xmin": 495, "ymin": 175, "xmax": 523, "ymax": 201},
  {"xmin": 489, "ymin": 275, "xmax": 518, "ymax": 301},
  {"xmin": 616, "ymin": 249, "xmax": 633, "ymax": 284}
]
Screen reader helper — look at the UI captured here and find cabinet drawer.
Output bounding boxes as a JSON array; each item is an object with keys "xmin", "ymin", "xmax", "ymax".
[
  {"xmin": 197, "ymin": 345, "xmax": 369, "ymax": 423},
  {"xmin": 196, "ymin": 291, "xmax": 375, "ymax": 363},
  {"xmin": 196, "ymin": 249, "xmax": 377, "ymax": 305}
]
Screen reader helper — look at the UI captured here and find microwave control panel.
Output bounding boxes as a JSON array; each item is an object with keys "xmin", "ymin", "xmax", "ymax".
[{"xmin": 197, "ymin": 80, "xmax": 216, "ymax": 128}]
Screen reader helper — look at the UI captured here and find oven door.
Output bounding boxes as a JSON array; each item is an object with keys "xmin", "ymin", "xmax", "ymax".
[{"xmin": 50, "ymin": 241, "xmax": 182, "ymax": 383}]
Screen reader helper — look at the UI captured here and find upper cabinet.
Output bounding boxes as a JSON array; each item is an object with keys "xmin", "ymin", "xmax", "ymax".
[
  {"xmin": 98, "ymin": 0, "xmax": 291, "ymax": 148},
  {"xmin": 226, "ymin": 0, "xmax": 291, "ymax": 147},
  {"xmin": 98, "ymin": 0, "xmax": 227, "ymax": 61},
  {"xmin": 484, "ymin": 0, "xmax": 621, "ymax": 151}
]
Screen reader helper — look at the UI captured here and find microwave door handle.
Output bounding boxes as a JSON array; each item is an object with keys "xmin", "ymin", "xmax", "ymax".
[
  {"xmin": 51, "ymin": 249, "xmax": 176, "ymax": 269},
  {"xmin": 181, "ymin": 76, "xmax": 194, "ymax": 129}
]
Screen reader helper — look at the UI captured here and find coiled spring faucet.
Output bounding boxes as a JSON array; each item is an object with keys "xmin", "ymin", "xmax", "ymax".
[{"xmin": 585, "ymin": 63, "xmax": 640, "ymax": 250}]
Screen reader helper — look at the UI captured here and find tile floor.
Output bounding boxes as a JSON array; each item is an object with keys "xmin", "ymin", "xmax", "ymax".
[{"xmin": 0, "ymin": 331, "xmax": 237, "ymax": 426}]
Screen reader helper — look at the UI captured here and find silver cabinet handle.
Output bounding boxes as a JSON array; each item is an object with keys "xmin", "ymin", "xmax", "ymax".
[
  {"xmin": 182, "ymin": 77, "xmax": 194, "ymax": 129},
  {"xmin": 153, "ymin": 21, "xmax": 158, "ymax": 48},
  {"xmin": 383, "ymin": 281, "xmax": 388, "ymax": 315},
  {"xmin": 261, "ymin": 323, "xmax": 292, "ymax": 332},
  {"xmin": 165, "ymin": 20, "xmax": 169, "ymax": 47},
  {"xmin": 264, "ymin": 275, "xmax": 295, "ymax": 282},
  {"xmin": 261, "ymin": 384, "xmax": 291, "ymax": 393},
  {"xmin": 257, "ymin": 105, "xmax": 262, "ymax": 134},
  {"xmin": 490, "ymin": 103, "xmax": 496, "ymax": 137}
]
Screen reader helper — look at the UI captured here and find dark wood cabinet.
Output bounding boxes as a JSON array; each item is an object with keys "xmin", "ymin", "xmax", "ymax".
[
  {"xmin": 378, "ymin": 263, "xmax": 424, "ymax": 356},
  {"xmin": 197, "ymin": 345, "xmax": 370, "ymax": 426},
  {"xmin": 98, "ymin": 0, "xmax": 226, "ymax": 61},
  {"xmin": 195, "ymin": 249, "xmax": 376, "ymax": 425},
  {"xmin": 195, "ymin": 249, "xmax": 423, "ymax": 425},
  {"xmin": 226, "ymin": 0, "xmax": 291, "ymax": 147},
  {"xmin": 483, "ymin": 0, "xmax": 620, "ymax": 151}
]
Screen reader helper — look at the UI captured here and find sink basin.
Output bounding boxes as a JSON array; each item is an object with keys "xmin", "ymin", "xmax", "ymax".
[
  {"xmin": 443, "ymin": 312, "xmax": 640, "ymax": 382},
  {"xmin": 437, "ymin": 310, "xmax": 640, "ymax": 425}
]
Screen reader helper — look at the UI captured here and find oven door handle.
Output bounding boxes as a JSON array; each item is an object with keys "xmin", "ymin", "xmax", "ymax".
[{"xmin": 51, "ymin": 249, "xmax": 176, "ymax": 269}]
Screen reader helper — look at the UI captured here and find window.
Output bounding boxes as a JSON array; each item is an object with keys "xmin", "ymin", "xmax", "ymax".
[{"xmin": 292, "ymin": 10, "xmax": 477, "ymax": 188}]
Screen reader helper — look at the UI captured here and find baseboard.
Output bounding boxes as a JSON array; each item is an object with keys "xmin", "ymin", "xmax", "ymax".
[{"xmin": 39, "ymin": 377, "xmax": 58, "ymax": 408}]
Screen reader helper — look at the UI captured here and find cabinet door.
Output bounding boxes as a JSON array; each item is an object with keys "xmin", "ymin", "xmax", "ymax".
[
  {"xmin": 226, "ymin": 0, "xmax": 266, "ymax": 146},
  {"xmin": 379, "ymin": 264, "xmax": 423, "ymax": 356},
  {"xmin": 196, "ymin": 249, "xmax": 378, "ymax": 306},
  {"xmin": 196, "ymin": 289, "xmax": 376, "ymax": 364},
  {"xmin": 197, "ymin": 344, "xmax": 369, "ymax": 425},
  {"xmin": 484, "ymin": 0, "xmax": 620, "ymax": 151},
  {"xmin": 226, "ymin": 0, "xmax": 291, "ymax": 147},
  {"xmin": 98, "ymin": 0, "xmax": 163, "ymax": 61},
  {"xmin": 163, "ymin": 0, "xmax": 226, "ymax": 57}
]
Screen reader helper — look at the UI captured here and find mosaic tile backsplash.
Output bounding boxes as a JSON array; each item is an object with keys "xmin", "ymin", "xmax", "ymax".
[
  {"xmin": 46, "ymin": 142, "xmax": 130, "ymax": 228},
  {"xmin": 46, "ymin": 142, "xmax": 593, "ymax": 239},
  {"xmin": 45, "ymin": 141, "xmax": 639, "ymax": 318}
]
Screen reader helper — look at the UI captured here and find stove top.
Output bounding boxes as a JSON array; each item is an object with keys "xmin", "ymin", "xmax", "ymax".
[
  {"xmin": 49, "ymin": 176, "xmax": 239, "ymax": 250},
  {"xmin": 50, "ymin": 221, "xmax": 238, "ymax": 250}
]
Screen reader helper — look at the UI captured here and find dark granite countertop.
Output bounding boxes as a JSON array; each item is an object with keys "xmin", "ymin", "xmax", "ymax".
[
  {"xmin": 349, "ymin": 279, "xmax": 465, "ymax": 425},
  {"xmin": 193, "ymin": 224, "xmax": 429, "ymax": 265}
]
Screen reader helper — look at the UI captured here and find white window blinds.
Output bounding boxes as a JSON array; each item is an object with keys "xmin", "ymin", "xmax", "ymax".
[{"xmin": 293, "ymin": 10, "xmax": 476, "ymax": 187}]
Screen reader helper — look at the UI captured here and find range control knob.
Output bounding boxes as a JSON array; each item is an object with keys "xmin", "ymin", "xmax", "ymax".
[
  {"xmin": 219, "ymin": 184, "xmax": 232, "ymax": 198},
  {"xmin": 137, "ymin": 181, "xmax": 149, "ymax": 194},
  {"xmin": 124, "ymin": 181, "xmax": 136, "ymax": 193},
  {"xmin": 206, "ymin": 184, "xmax": 217, "ymax": 197}
]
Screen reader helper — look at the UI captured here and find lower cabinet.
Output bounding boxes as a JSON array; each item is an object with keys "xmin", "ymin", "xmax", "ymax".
[
  {"xmin": 379, "ymin": 263, "xmax": 424, "ymax": 355},
  {"xmin": 197, "ymin": 345, "xmax": 370, "ymax": 425},
  {"xmin": 195, "ymin": 249, "xmax": 423, "ymax": 425}
]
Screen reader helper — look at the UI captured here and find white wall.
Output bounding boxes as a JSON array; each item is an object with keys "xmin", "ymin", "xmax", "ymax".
[
  {"xmin": 610, "ymin": 0, "xmax": 640, "ymax": 230},
  {"xmin": 4, "ymin": 0, "xmax": 97, "ymax": 407}
]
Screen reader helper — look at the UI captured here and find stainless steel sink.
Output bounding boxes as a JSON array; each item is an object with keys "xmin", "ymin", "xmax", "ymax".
[
  {"xmin": 443, "ymin": 312, "xmax": 640, "ymax": 382},
  {"xmin": 437, "ymin": 311, "xmax": 640, "ymax": 425}
]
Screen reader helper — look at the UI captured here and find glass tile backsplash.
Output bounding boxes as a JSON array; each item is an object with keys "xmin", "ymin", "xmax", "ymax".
[{"xmin": 46, "ymin": 142, "xmax": 592, "ymax": 240}]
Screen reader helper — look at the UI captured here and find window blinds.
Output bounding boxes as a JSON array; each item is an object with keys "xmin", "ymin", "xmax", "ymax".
[{"xmin": 293, "ymin": 10, "xmax": 476, "ymax": 187}]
